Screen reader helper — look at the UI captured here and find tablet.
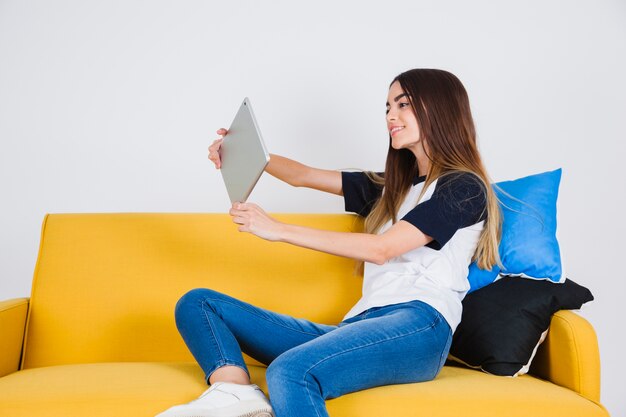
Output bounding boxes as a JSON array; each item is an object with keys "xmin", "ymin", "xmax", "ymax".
[{"xmin": 220, "ymin": 97, "xmax": 270, "ymax": 203}]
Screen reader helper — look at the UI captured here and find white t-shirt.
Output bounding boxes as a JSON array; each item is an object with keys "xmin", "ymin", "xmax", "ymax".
[{"xmin": 341, "ymin": 171, "xmax": 487, "ymax": 333}]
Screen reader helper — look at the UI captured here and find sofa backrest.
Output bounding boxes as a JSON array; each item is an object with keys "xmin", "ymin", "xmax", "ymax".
[{"xmin": 22, "ymin": 213, "xmax": 363, "ymax": 369}]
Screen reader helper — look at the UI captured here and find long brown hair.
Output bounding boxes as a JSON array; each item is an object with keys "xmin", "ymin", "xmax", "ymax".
[{"xmin": 365, "ymin": 69, "xmax": 501, "ymax": 270}]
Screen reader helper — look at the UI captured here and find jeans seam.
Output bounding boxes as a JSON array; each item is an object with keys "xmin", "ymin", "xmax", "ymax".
[
  {"xmin": 433, "ymin": 328, "xmax": 452, "ymax": 380},
  {"xmin": 200, "ymin": 298, "xmax": 251, "ymax": 383},
  {"xmin": 305, "ymin": 377, "xmax": 325, "ymax": 417},
  {"xmin": 301, "ymin": 313, "xmax": 443, "ymax": 404},
  {"xmin": 200, "ymin": 299, "xmax": 227, "ymax": 366},
  {"xmin": 203, "ymin": 296, "xmax": 329, "ymax": 337}
]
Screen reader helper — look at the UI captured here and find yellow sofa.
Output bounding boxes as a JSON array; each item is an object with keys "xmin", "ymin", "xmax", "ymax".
[{"xmin": 0, "ymin": 213, "xmax": 609, "ymax": 416}]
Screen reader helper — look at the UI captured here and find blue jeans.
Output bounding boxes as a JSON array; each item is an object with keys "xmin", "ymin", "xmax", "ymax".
[{"xmin": 175, "ymin": 288, "xmax": 452, "ymax": 417}]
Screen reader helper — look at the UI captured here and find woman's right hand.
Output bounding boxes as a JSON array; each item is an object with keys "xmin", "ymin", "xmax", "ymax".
[{"xmin": 208, "ymin": 128, "xmax": 227, "ymax": 169}]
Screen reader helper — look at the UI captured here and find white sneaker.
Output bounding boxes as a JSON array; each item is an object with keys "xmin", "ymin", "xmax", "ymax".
[{"xmin": 156, "ymin": 382, "xmax": 274, "ymax": 417}]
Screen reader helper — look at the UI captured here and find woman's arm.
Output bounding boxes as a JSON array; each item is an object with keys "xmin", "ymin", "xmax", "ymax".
[
  {"xmin": 229, "ymin": 203, "xmax": 433, "ymax": 264},
  {"xmin": 266, "ymin": 154, "xmax": 343, "ymax": 196},
  {"xmin": 280, "ymin": 221, "xmax": 432, "ymax": 264}
]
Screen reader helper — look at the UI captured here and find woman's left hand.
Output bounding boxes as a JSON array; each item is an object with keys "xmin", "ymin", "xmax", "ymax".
[{"xmin": 229, "ymin": 202, "xmax": 284, "ymax": 241}]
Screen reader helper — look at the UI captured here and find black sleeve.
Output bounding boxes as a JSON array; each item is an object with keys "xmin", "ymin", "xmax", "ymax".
[
  {"xmin": 341, "ymin": 171, "xmax": 383, "ymax": 217},
  {"xmin": 401, "ymin": 173, "xmax": 487, "ymax": 250}
]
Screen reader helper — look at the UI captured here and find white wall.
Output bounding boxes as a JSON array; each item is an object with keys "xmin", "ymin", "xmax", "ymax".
[{"xmin": 1, "ymin": 0, "xmax": 624, "ymax": 414}]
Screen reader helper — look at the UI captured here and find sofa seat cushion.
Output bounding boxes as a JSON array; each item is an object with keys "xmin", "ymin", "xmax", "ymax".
[
  {"xmin": 0, "ymin": 363, "xmax": 607, "ymax": 417},
  {"xmin": 0, "ymin": 362, "xmax": 207, "ymax": 417}
]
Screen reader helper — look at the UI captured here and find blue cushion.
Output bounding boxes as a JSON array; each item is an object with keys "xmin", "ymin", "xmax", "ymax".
[{"xmin": 467, "ymin": 169, "xmax": 564, "ymax": 293}]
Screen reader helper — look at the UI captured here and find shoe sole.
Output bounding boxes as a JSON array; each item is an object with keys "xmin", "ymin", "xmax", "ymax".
[
  {"xmin": 165, "ymin": 412, "xmax": 272, "ymax": 417},
  {"xmin": 157, "ymin": 401, "xmax": 274, "ymax": 417},
  {"xmin": 163, "ymin": 411, "xmax": 273, "ymax": 417},
  {"xmin": 237, "ymin": 411, "xmax": 273, "ymax": 417}
]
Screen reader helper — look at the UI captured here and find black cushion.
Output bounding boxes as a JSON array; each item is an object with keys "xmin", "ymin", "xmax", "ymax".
[{"xmin": 449, "ymin": 276, "xmax": 594, "ymax": 376}]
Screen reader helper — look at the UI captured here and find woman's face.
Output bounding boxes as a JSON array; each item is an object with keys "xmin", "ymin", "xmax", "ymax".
[{"xmin": 386, "ymin": 81, "xmax": 421, "ymax": 151}]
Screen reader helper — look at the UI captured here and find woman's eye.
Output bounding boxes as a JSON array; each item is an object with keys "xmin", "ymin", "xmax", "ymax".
[{"xmin": 386, "ymin": 103, "xmax": 409, "ymax": 114}]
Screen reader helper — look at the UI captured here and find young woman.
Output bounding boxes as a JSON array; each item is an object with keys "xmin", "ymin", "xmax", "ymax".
[{"xmin": 156, "ymin": 68, "xmax": 501, "ymax": 417}]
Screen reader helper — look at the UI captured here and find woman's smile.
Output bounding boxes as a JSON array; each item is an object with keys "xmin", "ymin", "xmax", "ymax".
[{"xmin": 389, "ymin": 126, "xmax": 405, "ymax": 136}]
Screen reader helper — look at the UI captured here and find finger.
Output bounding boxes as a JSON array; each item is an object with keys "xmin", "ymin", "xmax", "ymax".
[
  {"xmin": 210, "ymin": 146, "xmax": 222, "ymax": 156},
  {"xmin": 244, "ymin": 203, "xmax": 263, "ymax": 215},
  {"xmin": 230, "ymin": 208, "xmax": 250, "ymax": 218},
  {"xmin": 208, "ymin": 146, "xmax": 222, "ymax": 168},
  {"xmin": 209, "ymin": 141, "xmax": 222, "ymax": 152},
  {"xmin": 231, "ymin": 216, "xmax": 246, "ymax": 225},
  {"xmin": 229, "ymin": 210, "xmax": 247, "ymax": 220}
]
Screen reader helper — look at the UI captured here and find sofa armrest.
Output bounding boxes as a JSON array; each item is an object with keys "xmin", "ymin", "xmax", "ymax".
[
  {"xmin": 0, "ymin": 298, "xmax": 29, "ymax": 377},
  {"xmin": 529, "ymin": 310, "xmax": 601, "ymax": 403}
]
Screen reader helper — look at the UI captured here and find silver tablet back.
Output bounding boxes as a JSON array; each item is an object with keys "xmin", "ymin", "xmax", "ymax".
[{"xmin": 220, "ymin": 97, "xmax": 270, "ymax": 203}]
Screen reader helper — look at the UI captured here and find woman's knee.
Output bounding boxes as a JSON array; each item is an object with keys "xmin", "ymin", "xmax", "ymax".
[
  {"xmin": 174, "ymin": 288, "xmax": 224, "ymax": 320},
  {"xmin": 266, "ymin": 353, "xmax": 292, "ymax": 385},
  {"xmin": 266, "ymin": 355, "xmax": 293, "ymax": 399},
  {"xmin": 266, "ymin": 349, "xmax": 314, "ymax": 391},
  {"xmin": 266, "ymin": 349, "xmax": 331, "ymax": 412}
]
